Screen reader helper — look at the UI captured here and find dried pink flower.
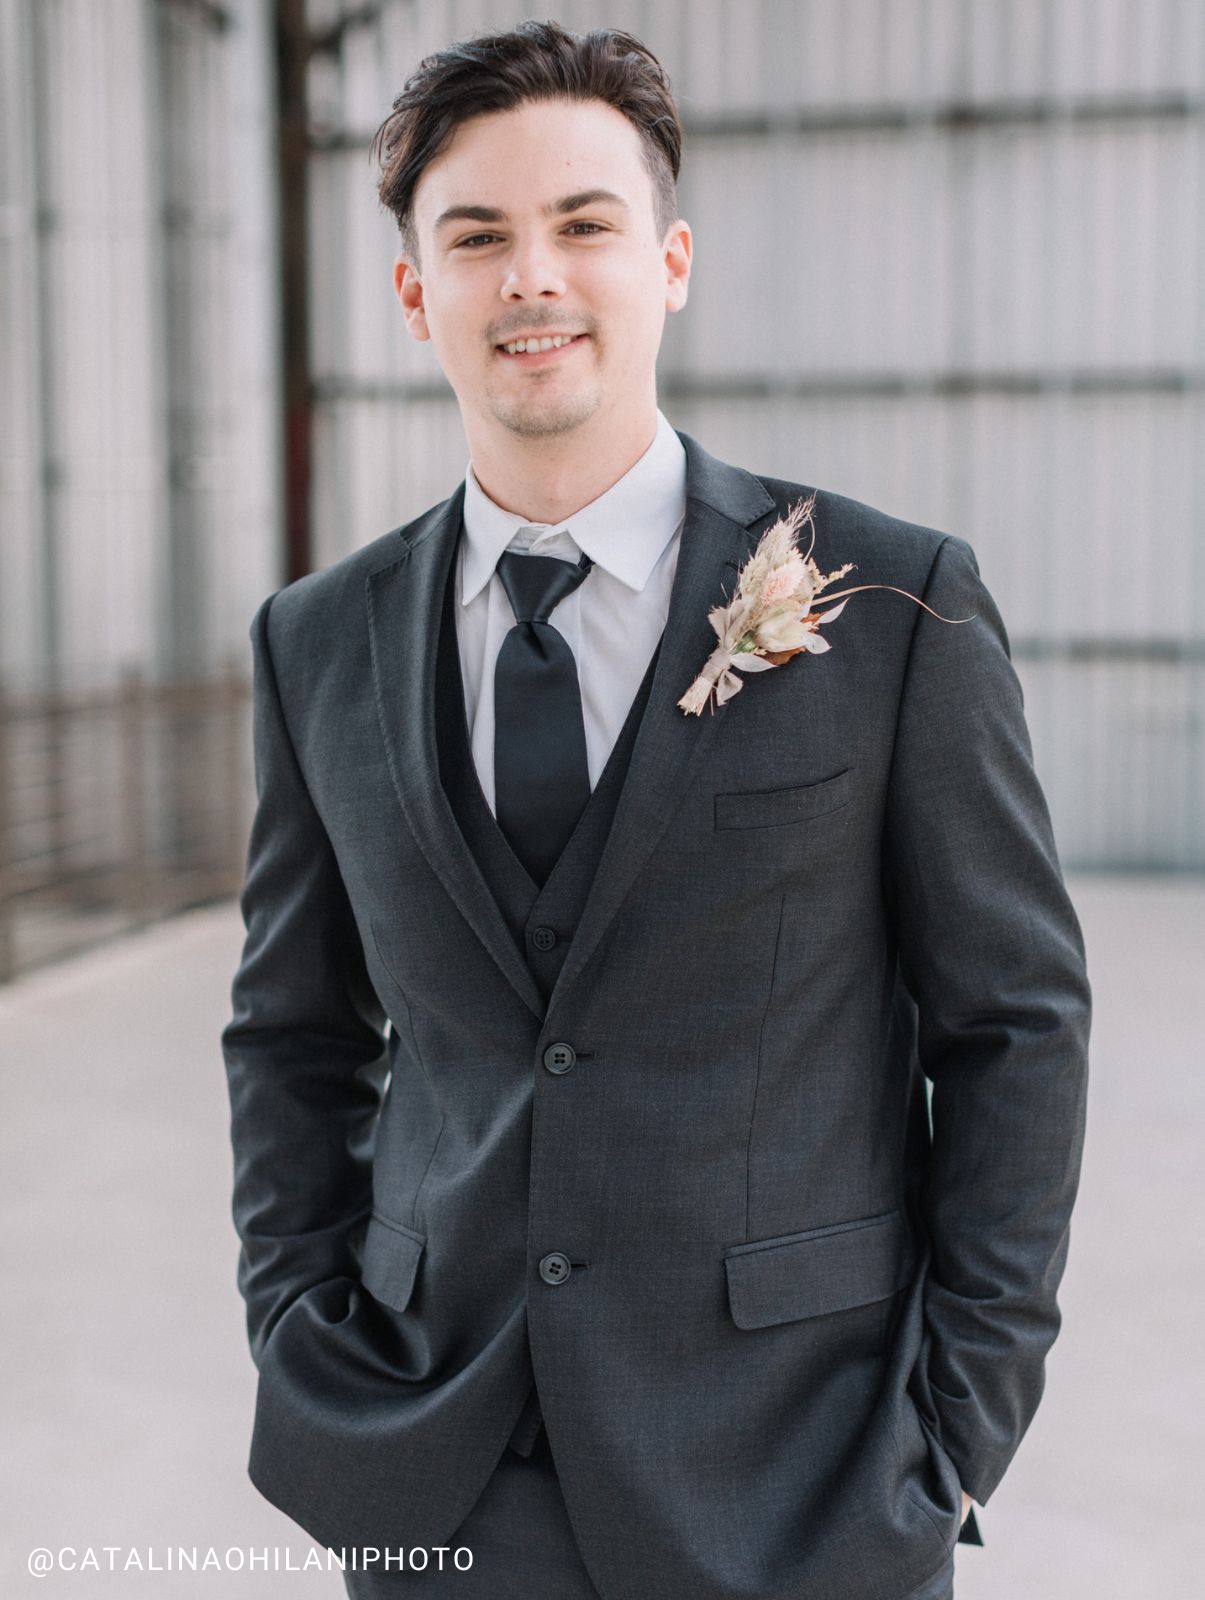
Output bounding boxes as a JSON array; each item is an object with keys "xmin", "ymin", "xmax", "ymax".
[{"xmin": 677, "ymin": 496, "xmax": 973, "ymax": 716}]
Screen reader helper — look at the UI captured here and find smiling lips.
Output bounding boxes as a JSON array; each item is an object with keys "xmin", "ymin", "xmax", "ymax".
[{"xmin": 495, "ymin": 332, "xmax": 588, "ymax": 363}]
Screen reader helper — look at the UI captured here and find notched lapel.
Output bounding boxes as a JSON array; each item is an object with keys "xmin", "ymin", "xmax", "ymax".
[
  {"xmin": 544, "ymin": 432, "xmax": 779, "ymax": 1016},
  {"xmin": 366, "ymin": 485, "xmax": 548, "ymax": 1023}
]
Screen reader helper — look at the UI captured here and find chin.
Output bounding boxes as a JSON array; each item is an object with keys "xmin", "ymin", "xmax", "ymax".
[{"xmin": 489, "ymin": 392, "xmax": 601, "ymax": 440}]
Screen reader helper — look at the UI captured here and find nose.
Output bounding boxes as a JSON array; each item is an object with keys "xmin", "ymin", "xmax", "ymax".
[{"xmin": 500, "ymin": 234, "xmax": 567, "ymax": 302}]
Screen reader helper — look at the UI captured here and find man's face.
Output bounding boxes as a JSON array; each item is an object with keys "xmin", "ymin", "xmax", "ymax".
[{"xmin": 393, "ymin": 97, "xmax": 691, "ymax": 444}]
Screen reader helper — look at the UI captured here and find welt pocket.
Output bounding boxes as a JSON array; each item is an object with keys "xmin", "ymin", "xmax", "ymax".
[
  {"xmin": 713, "ymin": 767, "xmax": 855, "ymax": 831},
  {"xmin": 359, "ymin": 1211, "xmax": 426, "ymax": 1314},
  {"xmin": 721, "ymin": 1207, "xmax": 913, "ymax": 1331}
]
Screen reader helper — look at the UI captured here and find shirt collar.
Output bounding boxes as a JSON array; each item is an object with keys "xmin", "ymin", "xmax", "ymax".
[{"xmin": 459, "ymin": 408, "xmax": 687, "ymax": 605}]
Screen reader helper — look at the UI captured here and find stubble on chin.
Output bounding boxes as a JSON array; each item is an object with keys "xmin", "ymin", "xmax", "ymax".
[{"xmin": 484, "ymin": 378, "xmax": 601, "ymax": 440}]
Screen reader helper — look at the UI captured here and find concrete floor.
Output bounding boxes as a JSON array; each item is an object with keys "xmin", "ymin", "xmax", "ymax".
[{"xmin": 1, "ymin": 873, "xmax": 1201, "ymax": 1598}]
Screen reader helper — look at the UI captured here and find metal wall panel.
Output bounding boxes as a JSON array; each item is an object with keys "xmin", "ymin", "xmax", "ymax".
[
  {"xmin": 0, "ymin": 0, "xmax": 281, "ymax": 690},
  {"xmin": 1, "ymin": 0, "xmax": 285, "ymax": 977},
  {"xmin": 0, "ymin": 0, "xmax": 47, "ymax": 682},
  {"xmin": 1, "ymin": 0, "xmax": 168, "ymax": 689},
  {"xmin": 157, "ymin": 0, "xmax": 282, "ymax": 673}
]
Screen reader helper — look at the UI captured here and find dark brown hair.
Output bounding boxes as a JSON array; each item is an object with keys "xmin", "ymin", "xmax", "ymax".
[{"xmin": 371, "ymin": 19, "xmax": 683, "ymax": 267}]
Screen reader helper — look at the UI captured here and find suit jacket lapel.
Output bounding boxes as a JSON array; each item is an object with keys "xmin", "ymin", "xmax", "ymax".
[
  {"xmin": 367, "ymin": 479, "xmax": 549, "ymax": 1018},
  {"xmin": 366, "ymin": 431, "xmax": 778, "ymax": 1024},
  {"xmin": 544, "ymin": 434, "xmax": 777, "ymax": 1017}
]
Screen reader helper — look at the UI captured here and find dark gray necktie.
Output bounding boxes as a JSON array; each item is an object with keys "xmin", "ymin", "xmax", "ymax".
[{"xmin": 493, "ymin": 546, "xmax": 594, "ymax": 887}]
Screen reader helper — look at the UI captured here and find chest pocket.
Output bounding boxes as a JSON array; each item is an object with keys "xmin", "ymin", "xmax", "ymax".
[{"xmin": 714, "ymin": 766, "xmax": 855, "ymax": 831}]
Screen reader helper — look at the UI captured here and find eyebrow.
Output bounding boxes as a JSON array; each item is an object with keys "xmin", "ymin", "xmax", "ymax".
[{"xmin": 433, "ymin": 189, "xmax": 632, "ymax": 235}]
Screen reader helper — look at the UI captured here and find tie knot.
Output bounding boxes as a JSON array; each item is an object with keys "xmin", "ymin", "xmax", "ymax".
[{"xmin": 496, "ymin": 548, "xmax": 593, "ymax": 625}]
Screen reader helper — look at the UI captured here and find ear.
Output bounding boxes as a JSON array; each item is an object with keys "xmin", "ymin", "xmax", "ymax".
[
  {"xmin": 393, "ymin": 254, "xmax": 430, "ymax": 341},
  {"xmin": 663, "ymin": 218, "xmax": 692, "ymax": 314}
]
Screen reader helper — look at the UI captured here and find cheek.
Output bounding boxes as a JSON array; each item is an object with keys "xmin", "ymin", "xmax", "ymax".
[
  {"xmin": 596, "ymin": 283, "xmax": 661, "ymax": 346},
  {"xmin": 431, "ymin": 322, "xmax": 476, "ymax": 371}
]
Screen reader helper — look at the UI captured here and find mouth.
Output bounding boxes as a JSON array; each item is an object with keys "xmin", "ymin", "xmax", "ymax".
[{"xmin": 494, "ymin": 333, "xmax": 589, "ymax": 365}]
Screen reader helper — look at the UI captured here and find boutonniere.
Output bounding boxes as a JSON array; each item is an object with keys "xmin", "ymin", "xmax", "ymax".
[{"xmin": 677, "ymin": 493, "xmax": 968, "ymax": 715}]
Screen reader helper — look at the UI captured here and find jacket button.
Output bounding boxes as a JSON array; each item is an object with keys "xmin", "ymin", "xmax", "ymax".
[
  {"xmin": 542, "ymin": 1042, "xmax": 576, "ymax": 1074},
  {"xmin": 539, "ymin": 1252, "xmax": 572, "ymax": 1285},
  {"xmin": 531, "ymin": 925, "xmax": 557, "ymax": 951}
]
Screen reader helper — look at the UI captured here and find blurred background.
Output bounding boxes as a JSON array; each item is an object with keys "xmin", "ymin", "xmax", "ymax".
[
  {"xmin": 2, "ymin": 0, "xmax": 1204, "ymax": 977},
  {"xmin": 1, "ymin": 2, "xmax": 1202, "ymax": 1597}
]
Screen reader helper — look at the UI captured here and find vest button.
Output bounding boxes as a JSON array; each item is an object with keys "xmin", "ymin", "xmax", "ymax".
[
  {"xmin": 542, "ymin": 1042, "xmax": 576, "ymax": 1075},
  {"xmin": 531, "ymin": 925, "xmax": 557, "ymax": 951},
  {"xmin": 539, "ymin": 1252, "xmax": 572, "ymax": 1285}
]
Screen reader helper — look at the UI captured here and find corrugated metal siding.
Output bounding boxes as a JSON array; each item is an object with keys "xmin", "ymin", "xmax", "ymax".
[
  {"xmin": 7, "ymin": 1, "xmax": 1197, "ymax": 867},
  {"xmin": 0, "ymin": 0, "xmax": 47, "ymax": 678},
  {"xmin": 300, "ymin": 0, "xmax": 1205, "ymax": 868},
  {"xmin": 2, "ymin": 0, "xmax": 168, "ymax": 686},
  {"xmin": 1, "ymin": 0, "xmax": 282, "ymax": 976},
  {"xmin": 0, "ymin": 0, "xmax": 281, "ymax": 691}
]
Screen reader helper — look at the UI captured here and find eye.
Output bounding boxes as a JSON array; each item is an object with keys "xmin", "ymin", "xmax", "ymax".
[{"xmin": 456, "ymin": 223, "xmax": 606, "ymax": 248}]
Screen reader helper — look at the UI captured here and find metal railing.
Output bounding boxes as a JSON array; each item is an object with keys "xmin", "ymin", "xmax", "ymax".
[{"xmin": 0, "ymin": 665, "xmax": 251, "ymax": 983}]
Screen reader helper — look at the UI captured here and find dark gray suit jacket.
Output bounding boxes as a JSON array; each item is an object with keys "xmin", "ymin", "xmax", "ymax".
[{"xmin": 222, "ymin": 430, "xmax": 1090, "ymax": 1600}]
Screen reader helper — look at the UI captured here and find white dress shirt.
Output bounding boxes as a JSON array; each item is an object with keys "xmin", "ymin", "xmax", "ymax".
[{"xmin": 456, "ymin": 407, "xmax": 688, "ymax": 819}]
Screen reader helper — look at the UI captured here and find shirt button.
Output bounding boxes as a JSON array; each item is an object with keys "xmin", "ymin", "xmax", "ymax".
[
  {"xmin": 542, "ymin": 1042, "xmax": 576, "ymax": 1075},
  {"xmin": 539, "ymin": 1252, "xmax": 572, "ymax": 1285},
  {"xmin": 531, "ymin": 925, "xmax": 557, "ymax": 951}
]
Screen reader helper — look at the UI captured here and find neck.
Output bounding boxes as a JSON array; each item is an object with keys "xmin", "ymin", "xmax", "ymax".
[{"xmin": 466, "ymin": 400, "xmax": 659, "ymax": 526}]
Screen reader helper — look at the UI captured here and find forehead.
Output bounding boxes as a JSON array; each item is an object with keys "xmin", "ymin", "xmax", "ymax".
[{"xmin": 413, "ymin": 97, "xmax": 650, "ymax": 220}]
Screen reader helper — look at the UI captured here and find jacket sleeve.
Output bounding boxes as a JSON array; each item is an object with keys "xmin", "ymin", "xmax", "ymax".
[
  {"xmin": 881, "ymin": 533, "xmax": 1092, "ymax": 1509},
  {"xmin": 221, "ymin": 591, "xmax": 390, "ymax": 1368}
]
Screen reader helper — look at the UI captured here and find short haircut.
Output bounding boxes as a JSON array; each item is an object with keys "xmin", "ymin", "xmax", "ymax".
[{"xmin": 372, "ymin": 18, "xmax": 683, "ymax": 267}]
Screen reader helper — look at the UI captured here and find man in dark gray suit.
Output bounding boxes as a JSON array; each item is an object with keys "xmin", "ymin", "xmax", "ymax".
[{"xmin": 222, "ymin": 20, "xmax": 1090, "ymax": 1599}]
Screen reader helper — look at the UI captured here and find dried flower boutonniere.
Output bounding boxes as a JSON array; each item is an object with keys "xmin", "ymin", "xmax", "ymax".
[{"xmin": 677, "ymin": 493, "xmax": 971, "ymax": 715}]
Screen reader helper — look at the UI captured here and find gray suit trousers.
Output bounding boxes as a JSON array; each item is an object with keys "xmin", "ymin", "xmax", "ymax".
[
  {"xmin": 341, "ymin": 1425, "xmax": 600, "ymax": 1598},
  {"xmin": 341, "ymin": 1424, "xmax": 957, "ymax": 1600}
]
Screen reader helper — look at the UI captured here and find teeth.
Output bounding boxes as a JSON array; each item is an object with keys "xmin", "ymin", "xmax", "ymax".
[{"xmin": 502, "ymin": 335, "xmax": 579, "ymax": 354}]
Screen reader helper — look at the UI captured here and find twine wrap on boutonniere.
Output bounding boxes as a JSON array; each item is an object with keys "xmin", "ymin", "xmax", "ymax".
[{"xmin": 677, "ymin": 493, "xmax": 973, "ymax": 715}]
